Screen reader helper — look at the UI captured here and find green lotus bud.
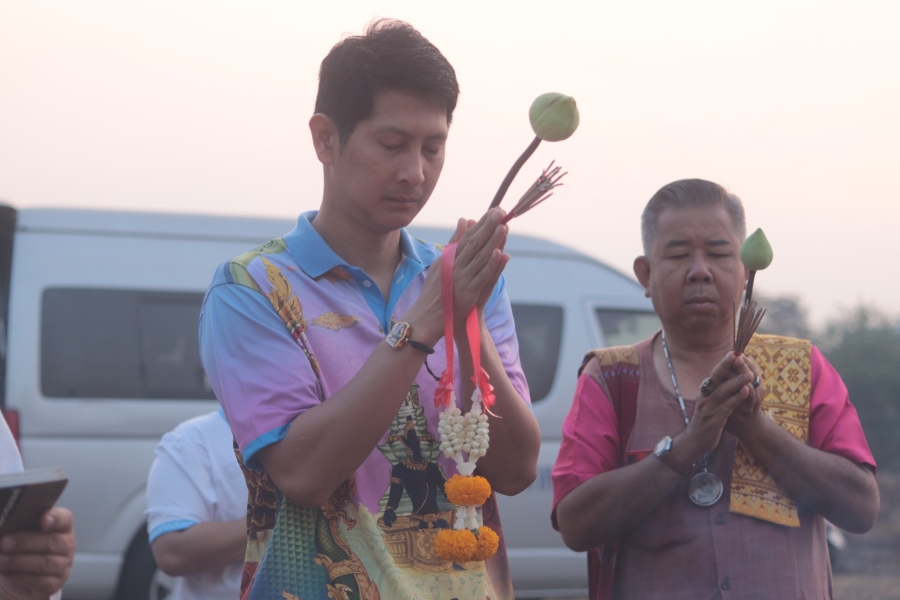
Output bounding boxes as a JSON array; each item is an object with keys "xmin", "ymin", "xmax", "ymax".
[
  {"xmin": 529, "ymin": 93, "xmax": 580, "ymax": 142},
  {"xmin": 740, "ymin": 228, "xmax": 773, "ymax": 271}
]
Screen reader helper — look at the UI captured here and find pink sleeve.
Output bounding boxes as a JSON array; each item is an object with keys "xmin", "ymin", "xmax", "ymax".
[
  {"xmin": 808, "ymin": 346, "xmax": 876, "ymax": 472},
  {"xmin": 551, "ymin": 373, "xmax": 620, "ymax": 530}
]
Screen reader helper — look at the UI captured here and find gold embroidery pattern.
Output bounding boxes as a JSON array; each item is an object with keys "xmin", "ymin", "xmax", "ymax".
[
  {"xmin": 591, "ymin": 345, "xmax": 640, "ymax": 367},
  {"xmin": 310, "ymin": 312, "xmax": 362, "ymax": 331},
  {"xmin": 729, "ymin": 334, "xmax": 811, "ymax": 527},
  {"xmin": 261, "ymin": 257, "xmax": 323, "ymax": 378}
]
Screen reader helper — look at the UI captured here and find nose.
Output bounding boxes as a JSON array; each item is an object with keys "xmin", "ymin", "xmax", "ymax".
[
  {"xmin": 686, "ymin": 253, "xmax": 713, "ymax": 283},
  {"xmin": 397, "ymin": 149, "xmax": 426, "ymax": 187}
]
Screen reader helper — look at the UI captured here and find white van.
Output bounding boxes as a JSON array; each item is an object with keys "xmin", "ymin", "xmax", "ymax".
[{"xmin": 0, "ymin": 206, "xmax": 658, "ymax": 599}]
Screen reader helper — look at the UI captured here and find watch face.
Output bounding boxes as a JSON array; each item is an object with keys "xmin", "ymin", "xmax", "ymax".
[
  {"xmin": 385, "ymin": 322, "xmax": 409, "ymax": 348},
  {"xmin": 654, "ymin": 436, "xmax": 671, "ymax": 456}
]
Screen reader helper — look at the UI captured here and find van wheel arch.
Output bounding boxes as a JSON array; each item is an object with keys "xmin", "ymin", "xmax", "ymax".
[{"xmin": 115, "ymin": 526, "xmax": 172, "ymax": 600}]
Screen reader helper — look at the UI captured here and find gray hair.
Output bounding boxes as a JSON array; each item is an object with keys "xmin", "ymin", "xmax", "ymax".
[{"xmin": 641, "ymin": 179, "xmax": 746, "ymax": 254}]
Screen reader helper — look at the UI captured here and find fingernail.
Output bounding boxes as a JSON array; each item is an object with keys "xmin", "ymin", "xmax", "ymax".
[
  {"xmin": 489, "ymin": 210, "xmax": 503, "ymax": 223},
  {"xmin": 0, "ymin": 537, "xmax": 13, "ymax": 552},
  {"xmin": 44, "ymin": 514, "xmax": 56, "ymax": 529}
]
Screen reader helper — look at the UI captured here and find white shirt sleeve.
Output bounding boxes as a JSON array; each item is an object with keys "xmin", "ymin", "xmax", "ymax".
[
  {"xmin": 145, "ymin": 416, "xmax": 219, "ymax": 543},
  {"xmin": 0, "ymin": 413, "xmax": 23, "ymax": 474}
]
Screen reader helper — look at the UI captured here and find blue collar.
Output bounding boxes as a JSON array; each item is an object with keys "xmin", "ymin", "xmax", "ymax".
[{"xmin": 284, "ymin": 211, "xmax": 433, "ymax": 277}]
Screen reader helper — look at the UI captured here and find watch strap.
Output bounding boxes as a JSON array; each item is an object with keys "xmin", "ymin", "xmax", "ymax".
[
  {"xmin": 655, "ymin": 438, "xmax": 694, "ymax": 476},
  {"xmin": 407, "ymin": 339, "xmax": 435, "ymax": 354}
]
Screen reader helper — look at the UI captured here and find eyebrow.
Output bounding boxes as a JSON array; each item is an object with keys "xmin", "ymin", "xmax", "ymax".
[
  {"xmin": 376, "ymin": 127, "xmax": 447, "ymax": 141},
  {"xmin": 663, "ymin": 238, "xmax": 733, "ymax": 249}
]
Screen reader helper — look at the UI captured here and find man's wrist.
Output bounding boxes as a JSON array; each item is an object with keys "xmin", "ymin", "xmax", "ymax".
[
  {"xmin": 733, "ymin": 411, "xmax": 775, "ymax": 450},
  {"xmin": 653, "ymin": 436, "xmax": 694, "ymax": 476},
  {"xmin": 399, "ymin": 317, "xmax": 442, "ymax": 348},
  {"xmin": 670, "ymin": 432, "xmax": 706, "ymax": 468}
]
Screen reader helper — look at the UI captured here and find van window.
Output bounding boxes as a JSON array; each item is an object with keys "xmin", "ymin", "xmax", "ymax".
[
  {"xmin": 595, "ymin": 309, "xmax": 660, "ymax": 347},
  {"xmin": 41, "ymin": 288, "xmax": 214, "ymax": 400},
  {"xmin": 511, "ymin": 304, "xmax": 563, "ymax": 403}
]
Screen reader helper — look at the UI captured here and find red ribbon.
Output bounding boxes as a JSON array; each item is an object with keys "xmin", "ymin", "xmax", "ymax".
[
  {"xmin": 432, "ymin": 243, "xmax": 495, "ymax": 411},
  {"xmin": 433, "ymin": 244, "xmax": 457, "ymax": 409}
]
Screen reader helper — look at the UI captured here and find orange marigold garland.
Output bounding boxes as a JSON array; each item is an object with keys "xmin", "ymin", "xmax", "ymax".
[
  {"xmin": 434, "ymin": 529, "xmax": 478, "ymax": 564},
  {"xmin": 433, "ymin": 243, "xmax": 499, "ymax": 563},
  {"xmin": 470, "ymin": 526, "xmax": 500, "ymax": 562},
  {"xmin": 444, "ymin": 475, "xmax": 492, "ymax": 507}
]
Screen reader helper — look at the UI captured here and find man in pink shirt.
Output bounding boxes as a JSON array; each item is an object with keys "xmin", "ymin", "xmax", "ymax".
[{"xmin": 552, "ymin": 179, "xmax": 879, "ymax": 599}]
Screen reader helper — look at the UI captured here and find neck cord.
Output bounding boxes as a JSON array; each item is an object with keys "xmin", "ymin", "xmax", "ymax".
[
  {"xmin": 661, "ymin": 330, "xmax": 690, "ymax": 426},
  {"xmin": 661, "ymin": 330, "xmax": 713, "ymax": 470}
]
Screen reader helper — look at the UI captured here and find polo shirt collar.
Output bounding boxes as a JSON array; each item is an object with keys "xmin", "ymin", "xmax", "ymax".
[{"xmin": 284, "ymin": 211, "xmax": 428, "ymax": 278}]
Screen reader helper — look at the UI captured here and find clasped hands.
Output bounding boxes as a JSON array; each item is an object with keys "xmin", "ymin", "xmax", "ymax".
[
  {"xmin": 402, "ymin": 208, "xmax": 509, "ymax": 346},
  {"xmin": 677, "ymin": 352, "xmax": 766, "ymax": 466}
]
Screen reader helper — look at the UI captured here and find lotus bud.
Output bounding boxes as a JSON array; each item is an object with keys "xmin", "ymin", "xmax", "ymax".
[
  {"xmin": 529, "ymin": 93, "xmax": 580, "ymax": 142},
  {"xmin": 740, "ymin": 228, "xmax": 773, "ymax": 271}
]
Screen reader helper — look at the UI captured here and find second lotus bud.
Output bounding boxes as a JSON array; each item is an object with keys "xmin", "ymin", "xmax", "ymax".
[{"xmin": 740, "ymin": 228, "xmax": 774, "ymax": 271}]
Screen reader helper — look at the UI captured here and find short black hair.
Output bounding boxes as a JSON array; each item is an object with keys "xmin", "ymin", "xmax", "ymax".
[
  {"xmin": 315, "ymin": 19, "xmax": 460, "ymax": 144},
  {"xmin": 641, "ymin": 179, "xmax": 747, "ymax": 254}
]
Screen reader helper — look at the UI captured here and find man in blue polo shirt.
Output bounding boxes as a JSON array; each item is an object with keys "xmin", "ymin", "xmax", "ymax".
[{"xmin": 199, "ymin": 19, "xmax": 540, "ymax": 600}]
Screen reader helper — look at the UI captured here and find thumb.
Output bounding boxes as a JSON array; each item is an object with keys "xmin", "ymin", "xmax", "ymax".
[{"xmin": 41, "ymin": 507, "xmax": 74, "ymax": 533}]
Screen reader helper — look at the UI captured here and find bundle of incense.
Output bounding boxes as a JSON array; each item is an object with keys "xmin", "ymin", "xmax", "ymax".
[
  {"xmin": 488, "ymin": 93, "xmax": 579, "ymax": 211},
  {"xmin": 501, "ymin": 162, "xmax": 566, "ymax": 224},
  {"xmin": 734, "ymin": 228, "xmax": 774, "ymax": 355},
  {"xmin": 734, "ymin": 299, "xmax": 767, "ymax": 356}
]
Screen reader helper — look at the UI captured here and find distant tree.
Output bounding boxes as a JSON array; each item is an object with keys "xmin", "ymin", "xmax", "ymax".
[
  {"xmin": 755, "ymin": 293, "xmax": 812, "ymax": 340},
  {"xmin": 817, "ymin": 306, "xmax": 900, "ymax": 472}
]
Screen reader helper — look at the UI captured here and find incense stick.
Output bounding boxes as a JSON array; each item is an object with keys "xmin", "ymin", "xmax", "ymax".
[{"xmin": 500, "ymin": 161, "xmax": 567, "ymax": 224}]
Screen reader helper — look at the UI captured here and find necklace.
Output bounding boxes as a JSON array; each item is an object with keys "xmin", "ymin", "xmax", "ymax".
[{"xmin": 661, "ymin": 330, "xmax": 724, "ymax": 507}]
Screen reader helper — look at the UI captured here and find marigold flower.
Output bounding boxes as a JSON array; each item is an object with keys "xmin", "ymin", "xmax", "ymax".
[
  {"xmin": 435, "ymin": 528, "xmax": 478, "ymax": 563},
  {"xmin": 444, "ymin": 475, "xmax": 492, "ymax": 506},
  {"xmin": 470, "ymin": 526, "xmax": 500, "ymax": 562}
]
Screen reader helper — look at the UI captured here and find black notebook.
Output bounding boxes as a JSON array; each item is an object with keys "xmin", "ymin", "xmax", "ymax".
[{"xmin": 0, "ymin": 468, "xmax": 68, "ymax": 536}]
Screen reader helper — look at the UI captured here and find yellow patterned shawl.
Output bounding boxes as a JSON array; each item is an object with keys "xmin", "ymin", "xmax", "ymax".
[{"xmin": 730, "ymin": 334, "xmax": 812, "ymax": 527}]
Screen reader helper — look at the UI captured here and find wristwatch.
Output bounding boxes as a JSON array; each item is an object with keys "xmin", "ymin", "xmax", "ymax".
[
  {"xmin": 385, "ymin": 321, "xmax": 434, "ymax": 354},
  {"xmin": 653, "ymin": 436, "xmax": 694, "ymax": 476},
  {"xmin": 385, "ymin": 321, "xmax": 413, "ymax": 349}
]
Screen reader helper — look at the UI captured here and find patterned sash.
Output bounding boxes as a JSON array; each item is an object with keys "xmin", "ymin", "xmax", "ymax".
[{"xmin": 730, "ymin": 334, "xmax": 811, "ymax": 527}]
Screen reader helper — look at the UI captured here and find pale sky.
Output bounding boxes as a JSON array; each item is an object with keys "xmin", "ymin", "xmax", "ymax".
[{"xmin": 2, "ymin": 0, "xmax": 898, "ymax": 324}]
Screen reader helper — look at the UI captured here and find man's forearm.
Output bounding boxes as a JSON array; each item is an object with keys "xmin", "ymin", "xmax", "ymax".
[
  {"xmin": 556, "ymin": 455, "xmax": 685, "ymax": 551},
  {"xmin": 152, "ymin": 519, "xmax": 246, "ymax": 577},
  {"xmin": 738, "ymin": 417, "xmax": 879, "ymax": 533},
  {"xmin": 257, "ymin": 334, "xmax": 439, "ymax": 507},
  {"xmin": 456, "ymin": 319, "xmax": 540, "ymax": 496}
]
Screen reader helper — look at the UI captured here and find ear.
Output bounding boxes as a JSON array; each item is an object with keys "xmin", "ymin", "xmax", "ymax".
[
  {"xmin": 309, "ymin": 113, "xmax": 340, "ymax": 166},
  {"xmin": 634, "ymin": 256, "xmax": 651, "ymax": 297}
]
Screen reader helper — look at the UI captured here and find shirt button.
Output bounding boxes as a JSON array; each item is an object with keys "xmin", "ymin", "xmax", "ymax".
[
  {"xmin": 362, "ymin": 280, "xmax": 372, "ymax": 288},
  {"xmin": 721, "ymin": 578, "xmax": 731, "ymax": 590},
  {"xmin": 716, "ymin": 514, "xmax": 726, "ymax": 525}
]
